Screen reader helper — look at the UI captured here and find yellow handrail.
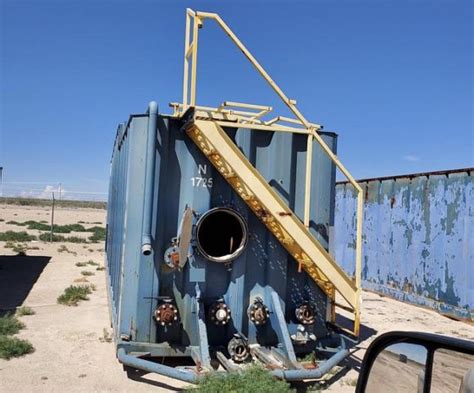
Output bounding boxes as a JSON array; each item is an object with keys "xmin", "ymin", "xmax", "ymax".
[{"xmin": 181, "ymin": 9, "xmax": 363, "ymax": 334}]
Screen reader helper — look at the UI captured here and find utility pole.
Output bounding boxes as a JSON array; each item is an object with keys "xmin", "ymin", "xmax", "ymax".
[
  {"xmin": 0, "ymin": 167, "xmax": 3, "ymax": 197},
  {"xmin": 50, "ymin": 192, "xmax": 55, "ymax": 242}
]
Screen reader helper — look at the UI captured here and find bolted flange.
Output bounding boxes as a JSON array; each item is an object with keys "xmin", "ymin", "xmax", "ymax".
[
  {"xmin": 164, "ymin": 245, "xmax": 180, "ymax": 269},
  {"xmin": 209, "ymin": 301, "xmax": 231, "ymax": 326},
  {"xmin": 154, "ymin": 303, "xmax": 179, "ymax": 326},
  {"xmin": 227, "ymin": 335, "xmax": 249, "ymax": 363},
  {"xmin": 295, "ymin": 302, "xmax": 316, "ymax": 325},
  {"xmin": 247, "ymin": 298, "xmax": 270, "ymax": 326}
]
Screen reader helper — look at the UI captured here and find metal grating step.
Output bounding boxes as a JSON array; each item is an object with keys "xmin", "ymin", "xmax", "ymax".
[{"xmin": 185, "ymin": 119, "xmax": 359, "ymax": 335}]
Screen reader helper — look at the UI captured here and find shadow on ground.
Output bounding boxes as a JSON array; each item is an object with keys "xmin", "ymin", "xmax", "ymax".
[{"xmin": 0, "ymin": 255, "xmax": 51, "ymax": 316}]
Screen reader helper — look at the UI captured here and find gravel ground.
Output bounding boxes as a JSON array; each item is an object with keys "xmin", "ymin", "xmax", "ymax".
[{"xmin": 1, "ymin": 203, "xmax": 472, "ymax": 392}]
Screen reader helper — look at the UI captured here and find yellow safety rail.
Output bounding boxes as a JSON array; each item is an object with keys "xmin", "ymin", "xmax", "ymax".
[{"xmin": 178, "ymin": 9, "xmax": 363, "ymax": 336}]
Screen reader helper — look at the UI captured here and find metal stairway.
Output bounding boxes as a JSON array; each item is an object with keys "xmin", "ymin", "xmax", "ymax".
[{"xmin": 185, "ymin": 117, "xmax": 360, "ymax": 335}]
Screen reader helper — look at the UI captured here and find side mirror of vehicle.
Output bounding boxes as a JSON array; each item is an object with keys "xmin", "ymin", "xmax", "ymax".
[{"xmin": 356, "ymin": 331, "xmax": 474, "ymax": 393}]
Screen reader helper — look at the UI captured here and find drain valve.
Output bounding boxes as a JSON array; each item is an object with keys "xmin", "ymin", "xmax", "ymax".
[
  {"xmin": 228, "ymin": 335, "xmax": 249, "ymax": 363},
  {"xmin": 154, "ymin": 303, "xmax": 179, "ymax": 326},
  {"xmin": 248, "ymin": 298, "xmax": 270, "ymax": 326},
  {"xmin": 209, "ymin": 302, "xmax": 231, "ymax": 326},
  {"xmin": 295, "ymin": 302, "xmax": 316, "ymax": 325}
]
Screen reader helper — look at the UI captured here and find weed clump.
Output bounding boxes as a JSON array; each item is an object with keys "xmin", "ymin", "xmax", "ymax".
[
  {"xmin": 0, "ymin": 315, "xmax": 24, "ymax": 336},
  {"xmin": 0, "ymin": 336, "xmax": 35, "ymax": 360},
  {"xmin": 58, "ymin": 244, "xmax": 69, "ymax": 253},
  {"xmin": 187, "ymin": 366, "xmax": 293, "ymax": 393},
  {"xmin": 65, "ymin": 236, "xmax": 88, "ymax": 243},
  {"xmin": 39, "ymin": 233, "xmax": 65, "ymax": 242},
  {"xmin": 16, "ymin": 306, "xmax": 35, "ymax": 316},
  {"xmin": 0, "ymin": 231, "xmax": 36, "ymax": 242},
  {"xmin": 0, "ymin": 314, "xmax": 35, "ymax": 360},
  {"xmin": 57, "ymin": 285, "xmax": 92, "ymax": 306},
  {"xmin": 39, "ymin": 233, "xmax": 87, "ymax": 243},
  {"xmin": 88, "ymin": 227, "xmax": 105, "ymax": 242}
]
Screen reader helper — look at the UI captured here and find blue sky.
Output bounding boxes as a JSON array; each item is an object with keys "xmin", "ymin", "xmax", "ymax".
[{"xmin": 1, "ymin": 0, "xmax": 472, "ymax": 199}]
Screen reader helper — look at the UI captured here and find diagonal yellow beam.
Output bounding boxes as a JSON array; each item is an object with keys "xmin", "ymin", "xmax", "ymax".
[{"xmin": 187, "ymin": 119, "xmax": 359, "ymax": 311}]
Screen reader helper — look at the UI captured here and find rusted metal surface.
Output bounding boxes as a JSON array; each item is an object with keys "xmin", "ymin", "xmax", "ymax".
[{"xmin": 335, "ymin": 168, "xmax": 473, "ymax": 320}]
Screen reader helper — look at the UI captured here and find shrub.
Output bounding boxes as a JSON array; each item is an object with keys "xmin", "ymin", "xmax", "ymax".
[
  {"xmin": 40, "ymin": 233, "xmax": 87, "ymax": 243},
  {"xmin": 87, "ymin": 260, "xmax": 98, "ymax": 266},
  {"xmin": 0, "ymin": 231, "xmax": 36, "ymax": 242},
  {"xmin": 61, "ymin": 224, "xmax": 87, "ymax": 233},
  {"xmin": 57, "ymin": 245, "xmax": 69, "ymax": 253},
  {"xmin": 4, "ymin": 242, "xmax": 38, "ymax": 255},
  {"xmin": 39, "ymin": 233, "xmax": 65, "ymax": 242},
  {"xmin": 96, "ymin": 266, "xmax": 105, "ymax": 271},
  {"xmin": 0, "ymin": 336, "xmax": 35, "ymax": 360},
  {"xmin": 0, "ymin": 196, "xmax": 105, "ymax": 209},
  {"xmin": 16, "ymin": 306, "xmax": 35, "ymax": 316},
  {"xmin": 23, "ymin": 221, "xmax": 50, "ymax": 231},
  {"xmin": 12, "ymin": 244, "xmax": 28, "ymax": 255},
  {"xmin": 57, "ymin": 285, "xmax": 92, "ymax": 306},
  {"xmin": 6, "ymin": 220, "xmax": 23, "ymax": 226},
  {"xmin": 66, "ymin": 236, "xmax": 88, "ymax": 243},
  {"xmin": 187, "ymin": 366, "xmax": 293, "ymax": 393},
  {"xmin": 87, "ymin": 226, "xmax": 106, "ymax": 242},
  {"xmin": 75, "ymin": 261, "xmax": 87, "ymax": 267},
  {"xmin": 0, "ymin": 315, "xmax": 24, "ymax": 335},
  {"xmin": 4, "ymin": 241, "xmax": 15, "ymax": 249},
  {"xmin": 99, "ymin": 328, "xmax": 112, "ymax": 343},
  {"xmin": 6, "ymin": 220, "xmax": 89, "ymax": 234},
  {"xmin": 73, "ymin": 277, "xmax": 89, "ymax": 283},
  {"xmin": 81, "ymin": 271, "xmax": 94, "ymax": 276}
]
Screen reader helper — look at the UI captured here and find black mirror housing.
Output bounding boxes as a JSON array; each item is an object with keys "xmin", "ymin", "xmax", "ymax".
[{"xmin": 356, "ymin": 331, "xmax": 474, "ymax": 393}]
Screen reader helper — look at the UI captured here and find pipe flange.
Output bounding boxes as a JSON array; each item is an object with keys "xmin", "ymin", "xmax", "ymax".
[
  {"xmin": 155, "ymin": 303, "xmax": 179, "ymax": 326},
  {"xmin": 295, "ymin": 302, "xmax": 316, "ymax": 325},
  {"xmin": 248, "ymin": 298, "xmax": 270, "ymax": 326},
  {"xmin": 164, "ymin": 245, "xmax": 180, "ymax": 269},
  {"xmin": 227, "ymin": 335, "xmax": 249, "ymax": 363},
  {"xmin": 209, "ymin": 302, "xmax": 231, "ymax": 326}
]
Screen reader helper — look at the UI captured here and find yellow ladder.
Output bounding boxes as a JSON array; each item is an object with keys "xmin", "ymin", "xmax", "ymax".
[{"xmin": 185, "ymin": 118, "xmax": 360, "ymax": 336}]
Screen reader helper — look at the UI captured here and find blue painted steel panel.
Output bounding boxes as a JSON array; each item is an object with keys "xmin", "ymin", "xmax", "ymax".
[
  {"xmin": 335, "ymin": 169, "xmax": 474, "ymax": 320},
  {"xmin": 106, "ymin": 104, "xmax": 339, "ymax": 363}
]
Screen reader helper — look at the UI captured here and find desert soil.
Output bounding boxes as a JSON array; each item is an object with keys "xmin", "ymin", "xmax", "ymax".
[{"xmin": 1, "ymin": 203, "xmax": 473, "ymax": 392}]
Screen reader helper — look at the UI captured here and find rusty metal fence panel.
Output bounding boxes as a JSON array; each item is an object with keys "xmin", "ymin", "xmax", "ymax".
[{"xmin": 335, "ymin": 168, "xmax": 473, "ymax": 320}]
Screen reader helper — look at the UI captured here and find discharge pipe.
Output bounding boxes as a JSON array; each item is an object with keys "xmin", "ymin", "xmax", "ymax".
[
  {"xmin": 271, "ymin": 344, "xmax": 349, "ymax": 381},
  {"xmin": 141, "ymin": 101, "xmax": 158, "ymax": 255},
  {"xmin": 117, "ymin": 347, "xmax": 201, "ymax": 383}
]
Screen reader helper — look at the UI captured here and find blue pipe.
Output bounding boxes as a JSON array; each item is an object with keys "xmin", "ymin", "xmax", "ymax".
[
  {"xmin": 141, "ymin": 101, "xmax": 158, "ymax": 255},
  {"xmin": 118, "ymin": 345, "xmax": 348, "ymax": 382},
  {"xmin": 117, "ymin": 348, "xmax": 200, "ymax": 383},
  {"xmin": 270, "ymin": 347, "xmax": 349, "ymax": 381}
]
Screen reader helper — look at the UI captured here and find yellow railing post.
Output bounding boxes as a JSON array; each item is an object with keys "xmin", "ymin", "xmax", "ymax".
[
  {"xmin": 190, "ymin": 15, "xmax": 200, "ymax": 106},
  {"xmin": 304, "ymin": 134, "xmax": 313, "ymax": 227},
  {"xmin": 182, "ymin": 10, "xmax": 192, "ymax": 111},
  {"xmin": 181, "ymin": 9, "xmax": 364, "ymax": 335}
]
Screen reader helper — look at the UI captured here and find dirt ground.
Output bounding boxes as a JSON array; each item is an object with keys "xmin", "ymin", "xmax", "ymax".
[{"xmin": 1, "ymin": 203, "xmax": 473, "ymax": 392}]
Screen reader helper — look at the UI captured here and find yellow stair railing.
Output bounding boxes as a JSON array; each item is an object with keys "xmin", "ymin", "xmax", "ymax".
[{"xmin": 176, "ymin": 9, "xmax": 364, "ymax": 336}]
